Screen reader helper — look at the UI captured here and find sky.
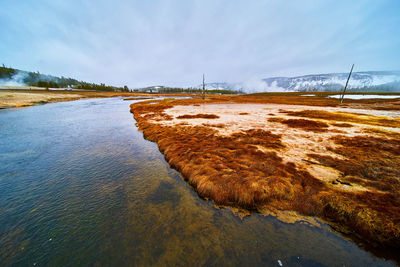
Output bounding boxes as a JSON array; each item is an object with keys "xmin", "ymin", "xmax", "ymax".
[{"xmin": 1, "ymin": 0, "xmax": 399, "ymax": 88}]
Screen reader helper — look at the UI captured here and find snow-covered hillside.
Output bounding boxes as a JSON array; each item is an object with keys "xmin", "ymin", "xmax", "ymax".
[{"xmin": 202, "ymin": 71, "xmax": 400, "ymax": 93}]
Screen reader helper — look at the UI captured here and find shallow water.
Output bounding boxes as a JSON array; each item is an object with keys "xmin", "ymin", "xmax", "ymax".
[{"xmin": 0, "ymin": 98, "xmax": 396, "ymax": 266}]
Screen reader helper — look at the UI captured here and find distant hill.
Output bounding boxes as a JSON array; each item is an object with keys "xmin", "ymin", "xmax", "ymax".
[
  {"xmin": 0, "ymin": 65, "xmax": 129, "ymax": 91},
  {"xmin": 262, "ymin": 71, "xmax": 400, "ymax": 92},
  {"xmin": 200, "ymin": 71, "xmax": 400, "ymax": 93}
]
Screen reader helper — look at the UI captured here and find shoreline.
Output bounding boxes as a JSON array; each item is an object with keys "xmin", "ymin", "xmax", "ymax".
[
  {"xmin": 0, "ymin": 90, "xmax": 156, "ymax": 109},
  {"xmin": 130, "ymin": 95, "xmax": 400, "ymax": 255}
]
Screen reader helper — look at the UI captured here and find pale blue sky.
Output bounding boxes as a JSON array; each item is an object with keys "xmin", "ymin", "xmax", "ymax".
[{"xmin": 1, "ymin": 0, "xmax": 399, "ymax": 87}]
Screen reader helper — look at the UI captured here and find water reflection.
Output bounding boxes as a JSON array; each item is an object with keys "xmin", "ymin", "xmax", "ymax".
[{"xmin": 0, "ymin": 98, "xmax": 395, "ymax": 266}]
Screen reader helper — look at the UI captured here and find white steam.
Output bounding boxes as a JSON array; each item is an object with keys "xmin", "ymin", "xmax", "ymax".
[
  {"xmin": 241, "ymin": 78, "xmax": 286, "ymax": 93},
  {"xmin": 0, "ymin": 71, "xmax": 29, "ymax": 86}
]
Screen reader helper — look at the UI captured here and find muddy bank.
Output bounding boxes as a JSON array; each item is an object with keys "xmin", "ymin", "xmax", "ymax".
[{"xmin": 130, "ymin": 95, "xmax": 400, "ymax": 252}]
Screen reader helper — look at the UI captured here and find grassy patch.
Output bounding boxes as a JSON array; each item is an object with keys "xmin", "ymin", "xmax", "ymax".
[
  {"xmin": 361, "ymin": 128, "xmax": 400, "ymax": 139},
  {"xmin": 308, "ymin": 135, "xmax": 400, "ymax": 247},
  {"xmin": 177, "ymin": 114, "xmax": 219, "ymax": 119},
  {"xmin": 331, "ymin": 122, "xmax": 353, "ymax": 128},
  {"xmin": 129, "ymin": 95, "xmax": 400, "ymax": 249},
  {"xmin": 202, "ymin": 123, "xmax": 225, "ymax": 128},
  {"xmin": 268, "ymin": 117, "xmax": 329, "ymax": 132},
  {"xmin": 282, "ymin": 109, "xmax": 400, "ymax": 128}
]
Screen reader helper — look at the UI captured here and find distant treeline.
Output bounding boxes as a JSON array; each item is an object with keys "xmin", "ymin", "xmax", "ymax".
[
  {"xmin": 347, "ymin": 82, "xmax": 400, "ymax": 93},
  {"xmin": 1, "ymin": 65, "xmax": 241, "ymax": 94},
  {"xmin": 0, "ymin": 65, "xmax": 129, "ymax": 92},
  {"xmin": 0, "ymin": 65, "xmax": 17, "ymax": 79}
]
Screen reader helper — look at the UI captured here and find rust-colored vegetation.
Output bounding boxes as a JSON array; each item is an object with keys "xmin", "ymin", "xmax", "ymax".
[
  {"xmin": 135, "ymin": 122, "xmax": 323, "ymax": 212},
  {"xmin": 266, "ymin": 117, "xmax": 284, "ymax": 123},
  {"xmin": 131, "ymin": 98, "xmax": 324, "ymax": 212},
  {"xmin": 268, "ymin": 117, "xmax": 329, "ymax": 132},
  {"xmin": 202, "ymin": 123, "xmax": 225, "ymax": 128},
  {"xmin": 331, "ymin": 122, "xmax": 353, "ymax": 128},
  {"xmin": 310, "ymin": 135, "xmax": 400, "ymax": 193},
  {"xmin": 177, "ymin": 114, "xmax": 219, "ymax": 119},
  {"xmin": 308, "ymin": 135, "xmax": 400, "ymax": 247},
  {"xmin": 371, "ymin": 100, "xmax": 400, "ymax": 111},
  {"xmin": 239, "ymin": 112, "xmax": 249, "ymax": 115},
  {"xmin": 373, "ymin": 106, "xmax": 400, "ymax": 111},
  {"xmin": 282, "ymin": 109, "xmax": 400, "ymax": 128},
  {"xmin": 130, "ymin": 96, "xmax": 400, "ymax": 250},
  {"xmin": 361, "ymin": 128, "xmax": 400, "ymax": 139}
]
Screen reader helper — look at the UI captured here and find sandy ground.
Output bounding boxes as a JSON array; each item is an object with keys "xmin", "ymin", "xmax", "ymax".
[
  {"xmin": 0, "ymin": 85, "xmax": 45, "ymax": 90},
  {"xmin": 155, "ymin": 103, "xmax": 400, "ymax": 192},
  {"xmin": 0, "ymin": 91, "xmax": 84, "ymax": 108}
]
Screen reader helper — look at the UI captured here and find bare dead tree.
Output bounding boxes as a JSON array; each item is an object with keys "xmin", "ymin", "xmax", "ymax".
[
  {"xmin": 340, "ymin": 64, "xmax": 354, "ymax": 104},
  {"xmin": 202, "ymin": 73, "xmax": 205, "ymax": 100}
]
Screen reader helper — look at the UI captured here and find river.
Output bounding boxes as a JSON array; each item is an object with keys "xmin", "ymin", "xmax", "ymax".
[{"xmin": 0, "ymin": 97, "xmax": 395, "ymax": 266}]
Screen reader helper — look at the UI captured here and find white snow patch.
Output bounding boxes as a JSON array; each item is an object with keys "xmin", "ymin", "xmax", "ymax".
[{"xmin": 328, "ymin": 95, "xmax": 400, "ymax": 100}]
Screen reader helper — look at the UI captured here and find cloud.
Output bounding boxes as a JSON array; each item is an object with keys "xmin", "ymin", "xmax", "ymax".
[{"xmin": 0, "ymin": 0, "xmax": 399, "ymax": 88}]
